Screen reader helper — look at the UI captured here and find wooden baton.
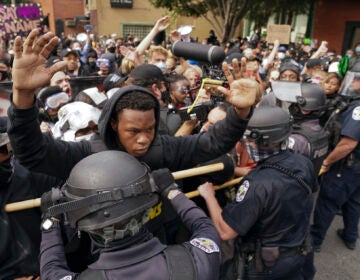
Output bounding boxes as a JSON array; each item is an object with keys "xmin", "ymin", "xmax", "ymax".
[{"xmin": 4, "ymin": 162, "xmax": 225, "ymax": 213}]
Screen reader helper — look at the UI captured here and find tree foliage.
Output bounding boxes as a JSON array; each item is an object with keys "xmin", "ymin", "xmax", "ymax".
[{"xmin": 149, "ymin": 0, "xmax": 312, "ymax": 43}]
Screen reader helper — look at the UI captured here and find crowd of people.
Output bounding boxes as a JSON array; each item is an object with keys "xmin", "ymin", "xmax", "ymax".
[{"xmin": 1, "ymin": 14, "xmax": 360, "ymax": 280}]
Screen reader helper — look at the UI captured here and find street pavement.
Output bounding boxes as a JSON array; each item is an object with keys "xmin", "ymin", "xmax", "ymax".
[{"xmin": 314, "ymin": 215, "xmax": 360, "ymax": 280}]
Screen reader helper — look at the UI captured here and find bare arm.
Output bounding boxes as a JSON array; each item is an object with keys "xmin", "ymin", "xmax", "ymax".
[
  {"xmin": 263, "ymin": 39, "xmax": 280, "ymax": 71},
  {"xmin": 321, "ymin": 136, "xmax": 358, "ymax": 172},
  {"xmin": 311, "ymin": 41, "xmax": 328, "ymax": 59},
  {"xmin": 198, "ymin": 182, "xmax": 238, "ymax": 240},
  {"xmin": 136, "ymin": 16, "xmax": 169, "ymax": 55}
]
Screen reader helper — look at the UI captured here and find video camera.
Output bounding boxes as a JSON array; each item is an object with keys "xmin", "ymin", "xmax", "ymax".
[{"xmin": 179, "ymin": 101, "xmax": 214, "ymax": 122}]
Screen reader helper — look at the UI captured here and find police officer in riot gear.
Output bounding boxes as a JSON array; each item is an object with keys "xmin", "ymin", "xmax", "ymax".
[
  {"xmin": 40, "ymin": 151, "xmax": 221, "ymax": 280},
  {"xmin": 311, "ymin": 62, "xmax": 360, "ymax": 252},
  {"xmin": 288, "ymin": 83, "xmax": 329, "ymax": 174},
  {"xmin": 198, "ymin": 106, "xmax": 318, "ymax": 279}
]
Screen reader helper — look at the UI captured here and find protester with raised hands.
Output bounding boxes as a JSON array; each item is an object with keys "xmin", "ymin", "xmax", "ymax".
[{"xmin": 8, "ymin": 29, "xmax": 259, "ymax": 252}]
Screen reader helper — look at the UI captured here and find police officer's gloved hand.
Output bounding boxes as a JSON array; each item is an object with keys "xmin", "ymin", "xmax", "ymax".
[
  {"xmin": 151, "ymin": 168, "xmax": 180, "ymax": 198},
  {"xmin": 40, "ymin": 188, "xmax": 65, "ymax": 231}
]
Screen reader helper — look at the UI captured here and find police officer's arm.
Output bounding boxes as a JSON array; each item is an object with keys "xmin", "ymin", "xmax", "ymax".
[
  {"xmin": 40, "ymin": 227, "xmax": 77, "ymax": 280},
  {"xmin": 322, "ymin": 136, "xmax": 358, "ymax": 171},
  {"xmin": 198, "ymin": 182, "xmax": 238, "ymax": 240},
  {"xmin": 12, "ymin": 30, "xmax": 67, "ymax": 109}
]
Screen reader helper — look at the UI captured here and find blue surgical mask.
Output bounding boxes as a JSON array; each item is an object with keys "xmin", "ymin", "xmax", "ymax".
[{"xmin": 355, "ymin": 46, "xmax": 360, "ymax": 53}]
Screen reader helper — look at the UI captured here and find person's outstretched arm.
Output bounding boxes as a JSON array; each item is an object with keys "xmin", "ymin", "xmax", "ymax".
[{"xmin": 136, "ymin": 16, "xmax": 169, "ymax": 55}]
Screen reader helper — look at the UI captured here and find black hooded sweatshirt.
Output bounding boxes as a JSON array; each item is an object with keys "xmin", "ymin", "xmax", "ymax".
[{"xmin": 7, "ymin": 85, "xmax": 250, "ymax": 180}]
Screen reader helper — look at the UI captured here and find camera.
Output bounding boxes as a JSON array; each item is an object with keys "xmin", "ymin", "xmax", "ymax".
[{"xmin": 179, "ymin": 101, "xmax": 214, "ymax": 122}]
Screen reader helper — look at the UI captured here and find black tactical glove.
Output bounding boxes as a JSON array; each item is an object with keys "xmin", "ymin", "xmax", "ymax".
[
  {"xmin": 40, "ymin": 187, "xmax": 64, "ymax": 214},
  {"xmin": 40, "ymin": 188, "xmax": 64, "ymax": 231},
  {"xmin": 151, "ymin": 168, "xmax": 180, "ymax": 198}
]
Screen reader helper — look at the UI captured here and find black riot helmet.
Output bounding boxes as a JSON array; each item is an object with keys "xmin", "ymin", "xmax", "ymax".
[
  {"xmin": 296, "ymin": 83, "xmax": 326, "ymax": 111},
  {"xmin": 245, "ymin": 106, "xmax": 292, "ymax": 147},
  {"xmin": 56, "ymin": 151, "xmax": 159, "ymax": 231}
]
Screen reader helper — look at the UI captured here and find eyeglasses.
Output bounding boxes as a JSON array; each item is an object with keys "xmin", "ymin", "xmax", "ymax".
[{"xmin": 45, "ymin": 92, "xmax": 69, "ymax": 110}]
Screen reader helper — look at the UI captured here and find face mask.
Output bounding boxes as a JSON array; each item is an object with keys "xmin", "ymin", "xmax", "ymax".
[
  {"xmin": 355, "ymin": 47, "xmax": 360, "ymax": 53},
  {"xmin": 243, "ymin": 140, "xmax": 281, "ymax": 162},
  {"xmin": 73, "ymin": 47, "xmax": 81, "ymax": 52},
  {"xmin": 88, "ymin": 62, "xmax": 96, "ymax": 68},
  {"xmin": 107, "ymin": 47, "xmax": 116, "ymax": 53},
  {"xmin": 277, "ymin": 52, "xmax": 285, "ymax": 60},
  {"xmin": 154, "ymin": 62, "xmax": 167, "ymax": 72},
  {"xmin": 75, "ymin": 132, "xmax": 96, "ymax": 142}
]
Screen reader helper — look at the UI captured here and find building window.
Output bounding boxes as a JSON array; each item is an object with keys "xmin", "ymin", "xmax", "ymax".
[
  {"xmin": 110, "ymin": 0, "xmax": 133, "ymax": 8},
  {"xmin": 123, "ymin": 24, "xmax": 153, "ymax": 40}
]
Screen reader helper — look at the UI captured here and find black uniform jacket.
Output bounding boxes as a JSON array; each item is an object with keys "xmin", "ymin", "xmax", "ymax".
[{"xmin": 40, "ymin": 193, "xmax": 221, "ymax": 280}]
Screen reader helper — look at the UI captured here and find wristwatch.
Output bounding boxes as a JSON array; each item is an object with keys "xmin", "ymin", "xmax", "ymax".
[
  {"xmin": 41, "ymin": 217, "xmax": 60, "ymax": 231},
  {"xmin": 167, "ymin": 189, "xmax": 182, "ymax": 200}
]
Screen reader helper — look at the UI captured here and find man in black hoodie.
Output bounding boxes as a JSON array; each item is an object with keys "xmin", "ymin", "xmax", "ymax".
[
  {"xmin": 8, "ymin": 30, "xmax": 261, "ymax": 180},
  {"xmin": 7, "ymin": 30, "xmax": 262, "ymax": 262}
]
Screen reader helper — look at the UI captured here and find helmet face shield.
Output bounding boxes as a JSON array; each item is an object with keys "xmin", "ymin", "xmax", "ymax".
[{"xmin": 339, "ymin": 71, "xmax": 360, "ymax": 98}]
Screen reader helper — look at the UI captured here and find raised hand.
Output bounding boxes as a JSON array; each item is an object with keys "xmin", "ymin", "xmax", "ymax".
[
  {"xmin": 154, "ymin": 16, "xmax": 170, "ymax": 33},
  {"xmin": 120, "ymin": 45, "xmax": 143, "ymax": 66},
  {"xmin": 218, "ymin": 60, "xmax": 263, "ymax": 115},
  {"xmin": 169, "ymin": 30, "xmax": 181, "ymax": 43},
  {"xmin": 12, "ymin": 30, "xmax": 67, "ymax": 108}
]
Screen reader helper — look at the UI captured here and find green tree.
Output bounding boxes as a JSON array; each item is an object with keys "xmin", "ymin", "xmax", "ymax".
[
  {"xmin": 150, "ymin": 0, "xmax": 258, "ymax": 43},
  {"xmin": 150, "ymin": 0, "xmax": 312, "ymax": 43}
]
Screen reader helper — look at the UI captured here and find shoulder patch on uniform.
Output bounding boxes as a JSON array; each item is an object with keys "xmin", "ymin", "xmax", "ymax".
[
  {"xmin": 236, "ymin": 180, "xmax": 250, "ymax": 202},
  {"xmin": 352, "ymin": 106, "xmax": 360, "ymax": 120},
  {"xmin": 59, "ymin": 276, "xmax": 72, "ymax": 280},
  {"xmin": 190, "ymin": 238, "xmax": 219, "ymax": 254}
]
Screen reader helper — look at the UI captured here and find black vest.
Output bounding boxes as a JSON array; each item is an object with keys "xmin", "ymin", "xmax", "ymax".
[{"xmin": 291, "ymin": 123, "xmax": 329, "ymax": 174}]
